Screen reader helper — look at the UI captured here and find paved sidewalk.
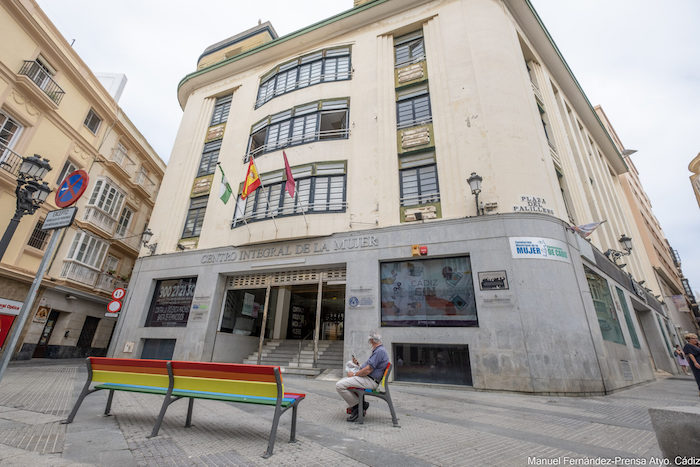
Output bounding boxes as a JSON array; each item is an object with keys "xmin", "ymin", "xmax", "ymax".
[{"xmin": 0, "ymin": 359, "xmax": 698, "ymax": 466}]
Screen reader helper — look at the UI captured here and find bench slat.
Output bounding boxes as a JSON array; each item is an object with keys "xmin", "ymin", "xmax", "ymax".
[
  {"xmin": 173, "ymin": 368, "xmax": 276, "ymax": 383},
  {"xmin": 170, "ymin": 361, "xmax": 278, "ymax": 377},
  {"xmin": 95, "ymin": 383, "xmax": 169, "ymax": 395},
  {"xmin": 92, "ymin": 363, "xmax": 169, "ymax": 375},
  {"xmin": 171, "ymin": 389, "xmax": 299, "ymax": 406},
  {"xmin": 92, "ymin": 370, "xmax": 170, "ymax": 389},
  {"xmin": 173, "ymin": 375, "xmax": 279, "ymax": 398},
  {"xmin": 90, "ymin": 357, "xmax": 169, "ymax": 369}
]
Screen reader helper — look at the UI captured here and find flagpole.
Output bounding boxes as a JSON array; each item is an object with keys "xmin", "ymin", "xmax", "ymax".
[
  {"xmin": 282, "ymin": 151, "xmax": 307, "ymax": 228},
  {"xmin": 220, "ymin": 162, "xmax": 252, "ymax": 235},
  {"xmin": 250, "ymin": 155, "xmax": 278, "ymax": 232}
]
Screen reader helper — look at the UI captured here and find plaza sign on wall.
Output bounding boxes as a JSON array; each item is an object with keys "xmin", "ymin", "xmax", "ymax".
[{"xmin": 510, "ymin": 237, "xmax": 570, "ymax": 263}]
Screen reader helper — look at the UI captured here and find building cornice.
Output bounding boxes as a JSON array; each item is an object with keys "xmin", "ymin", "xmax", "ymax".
[{"xmin": 176, "ymin": 0, "xmax": 435, "ymax": 108}]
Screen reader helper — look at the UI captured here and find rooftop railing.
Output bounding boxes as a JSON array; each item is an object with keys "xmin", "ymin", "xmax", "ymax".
[{"xmin": 18, "ymin": 60, "xmax": 65, "ymax": 105}]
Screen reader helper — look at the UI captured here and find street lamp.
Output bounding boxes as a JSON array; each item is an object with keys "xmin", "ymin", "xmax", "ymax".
[
  {"xmin": 467, "ymin": 172, "xmax": 483, "ymax": 216},
  {"xmin": 604, "ymin": 233, "xmax": 633, "ymax": 264},
  {"xmin": 141, "ymin": 228, "xmax": 157, "ymax": 255},
  {"xmin": 0, "ymin": 155, "xmax": 52, "ymax": 261}
]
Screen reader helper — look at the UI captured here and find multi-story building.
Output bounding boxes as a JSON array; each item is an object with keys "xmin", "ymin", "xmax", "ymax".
[
  {"xmin": 111, "ymin": 0, "xmax": 677, "ymax": 393},
  {"xmin": 596, "ymin": 106, "xmax": 700, "ymax": 345},
  {"xmin": 0, "ymin": 0, "xmax": 165, "ymax": 359},
  {"xmin": 691, "ymin": 152, "xmax": 700, "ymax": 208}
]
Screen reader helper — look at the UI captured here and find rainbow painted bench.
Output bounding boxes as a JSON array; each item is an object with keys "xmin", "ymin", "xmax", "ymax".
[{"xmin": 62, "ymin": 357, "xmax": 305, "ymax": 458}]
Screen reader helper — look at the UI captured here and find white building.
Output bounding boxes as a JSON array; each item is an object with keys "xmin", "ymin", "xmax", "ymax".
[{"xmin": 110, "ymin": 0, "xmax": 677, "ymax": 394}]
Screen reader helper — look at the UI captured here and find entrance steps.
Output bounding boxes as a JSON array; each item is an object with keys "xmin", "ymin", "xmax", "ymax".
[{"xmin": 243, "ymin": 339, "xmax": 344, "ymax": 376}]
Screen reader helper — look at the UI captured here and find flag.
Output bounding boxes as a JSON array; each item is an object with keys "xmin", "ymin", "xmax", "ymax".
[
  {"xmin": 241, "ymin": 157, "xmax": 261, "ymax": 200},
  {"xmin": 283, "ymin": 151, "xmax": 295, "ymax": 198},
  {"xmin": 218, "ymin": 163, "xmax": 232, "ymax": 204},
  {"xmin": 572, "ymin": 220, "xmax": 606, "ymax": 237}
]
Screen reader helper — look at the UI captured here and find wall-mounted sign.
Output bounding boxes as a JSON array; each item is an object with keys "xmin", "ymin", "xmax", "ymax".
[
  {"xmin": 42, "ymin": 207, "xmax": 78, "ymax": 230},
  {"xmin": 0, "ymin": 298, "xmax": 23, "ymax": 316},
  {"xmin": 145, "ymin": 277, "xmax": 197, "ymax": 327},
  {"xmin": 512, "ymin": 195, "xmax": 554, "ymax": 215},
  {"xmin": 478, "ymin": 271, "xmax": 509, "ymax": 290},
  {"xmin": 510, "ymin": 237, "xmax": 570, "ymax": 263},
  {"xmin": 32, "ymin": 305, "xmax": 49, "ymax": 323}
]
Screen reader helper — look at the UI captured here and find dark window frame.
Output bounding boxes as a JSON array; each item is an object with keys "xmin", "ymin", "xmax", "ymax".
[
  {"xmin": 182, "ymin": 196, "xmax": 208, "ymax": 238},
  {"xmin": 197, "ymin": 140, "xmax": 222, "ymax": 177},
  {"xmin": 27, "ymin": 218, "xmax": 50, "ymax": 250},
  {"xmin": 83, "ymin": 109, "xmax": 102, "ymax": 134},
  {"xmin": 396, "ymin": 87, "xmax": 432, "ymax": 129},
  {"xmin": 255, "ymin": 47, "xmax": 351, "ymax": 108},
  {"xmin": 394, "ymin": 30, "xmax": 426, "ymax": 67},
  {"xmin": 399, "ymin": 162, "xmax": 440, "ymax": 207},
  {"xmin": 210, "ymin": 94, "xmax": 233, "ymax": 126}
]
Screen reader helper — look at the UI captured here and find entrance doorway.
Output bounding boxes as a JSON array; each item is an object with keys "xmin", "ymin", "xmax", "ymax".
[
  {"xmin": 285, "ymin": 284, "xmax": 345, "ymax": 340},
  {"xmin": 33, "ymin": 310, "xmax": 60, "ymax": 358},
  {"xmin": 76, "ymin": 316, "xmax": 100, "ymax": 356}
]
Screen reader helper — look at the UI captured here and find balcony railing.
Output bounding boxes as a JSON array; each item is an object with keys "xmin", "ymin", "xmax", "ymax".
[
  {"xmin": 113, "ymin": 227, "xmax": 142, "ymax": 251},
  {"xmin": 18, "ymin": 60, "xmax": 65, "ymax": 105},
  {"xmin": 83, "ymin": 205, "xmax": 118, "ymax": 234},
  {"xmin": 60, "ymin": 260, "xmax": 99, "ymax": 286},
  {"xmin": 397, "ymin": 115, "xmax": 433, "ymax": 130},
  {"xmin": 400, "ymin": 192, "xmax": 441, "ymax": 207},
  {"xmin": 245, "ymin": 128, "xmax": 350, "ymax": 161},
  {"xmin": 232, "ymin": 201, "xmax": 347, "ymax": 227},
  {"xmin": 95, "ymin": 273, "xmax": 128, "ymax": 293},
  {"xmin": 0, "ymin": 140, "xmax": 22, "ymax": 176},
  {"xmin": 110, "ymin": 146, "xmax": 136, "ymax": 173}
]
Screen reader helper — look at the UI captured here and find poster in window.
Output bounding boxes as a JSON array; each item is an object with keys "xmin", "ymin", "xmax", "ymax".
[
  {"xmin": 381, "ymin": 257, "xmax": 478, "ymax": 327},
  {"xmin": 145, "ymin": 277, "xmax": 197, "ymax": 327}
]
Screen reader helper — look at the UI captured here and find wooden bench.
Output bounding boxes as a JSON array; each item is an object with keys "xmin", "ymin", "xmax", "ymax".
[
  {"xmin": 349, "ymin": 362, "xmax": 399, "ymax": 426},
  {"xmin": 63, "ymin": 357, "xmax": 305, "ymax": 458}
]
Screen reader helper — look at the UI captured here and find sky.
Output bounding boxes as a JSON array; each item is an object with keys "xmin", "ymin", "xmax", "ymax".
[{"xmin": 36, "ymin": 0, "xmax": 699, "ymax": 296}]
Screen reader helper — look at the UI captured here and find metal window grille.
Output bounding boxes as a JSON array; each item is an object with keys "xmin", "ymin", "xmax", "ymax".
[
  {"xmin": 400, "ymin": 163, "xmax": 440, "ymax": 207},
  {"xmin": 27, "ymin": 219, "xmax": 50, "ymax": 250}
]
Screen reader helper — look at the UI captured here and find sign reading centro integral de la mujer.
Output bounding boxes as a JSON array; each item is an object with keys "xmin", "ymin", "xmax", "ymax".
[
  {"xmin": 509, "ymin": 237, "xmax": 570, "ymax": 263},
  {"xmin": 145, "ymin": 277, "xmax": 197, "ymax": 327}
]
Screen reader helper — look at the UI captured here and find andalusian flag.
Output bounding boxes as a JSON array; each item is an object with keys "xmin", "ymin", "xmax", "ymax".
[
  {"xmin": 241, "ymin": 157, "xmax": 261, "ymax": 200},
  {"xmin": 218, "ymin": 163, "xmax": 232, "ymax": 204}
]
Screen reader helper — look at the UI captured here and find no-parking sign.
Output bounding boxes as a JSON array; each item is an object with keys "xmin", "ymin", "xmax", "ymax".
[{"xmin": 55, "ymin": 170, "xmax": 89, "ymax": 208}]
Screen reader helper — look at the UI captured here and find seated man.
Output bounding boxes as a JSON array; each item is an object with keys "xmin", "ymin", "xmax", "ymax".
[{"xmin": 336, "ymin": 331, "xmax": 390, "ymax": 422}]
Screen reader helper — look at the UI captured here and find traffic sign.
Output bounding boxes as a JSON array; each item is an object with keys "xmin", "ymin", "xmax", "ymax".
[
  {"xmin": 106, "ymin": 300, "xmax": 122, "ymax": 313},
  {"xmin": 55, "ymin": 170, "xmax": 89, "ymax": 208},
  {"xmin": 42, "ymin": 207, "xmax": 78, "ymax": 230},
  {"xmin": 112, "ymin": 288, "xmax": 126, "ymax": 301}
]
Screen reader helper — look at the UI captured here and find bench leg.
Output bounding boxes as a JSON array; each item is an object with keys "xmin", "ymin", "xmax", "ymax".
[
  {"xmin": 289, "ymin": 403, "xmax": 298, "ymax": 443},
  {"xmin": 104, "ymin": 389, "xmax": 115, "ymax": 416},
  {"xmin": 62, "ymin": 381, "xmax": 98, "ymax": 424},
  {"xmin": 384, "ymin": 388, "xmax": 399, "ymax": 427},
  {"xmin": 263, "ymin": 405, "xmax": 283, "ymax": 459},
  {"xmin": 356, "ymin": 392, "xmax": 365, "ymax": 424},
  {"xmin": 150, "ymin": 395, "xmax": 173, "ymax": 438},
  {"xmin": 185, "ymin": 398, "xmax": 194, "ymax": 428}
]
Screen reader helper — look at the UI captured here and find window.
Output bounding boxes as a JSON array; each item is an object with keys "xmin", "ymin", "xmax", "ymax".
[
  {"xmin": 0, "ymin": 110, "xmax": 23, "ymax": 150},
  {"xmin": 210, "ymin": 94, "xmax": 232, "ymax": 126},
  {"xmin": 87, "ymin": 179, "xmax": 125, "ymax": 218},
  {"xmin": 103, "ymin": 255, "xmax": 119, "ymax": 273},
  {"xmin": 538, "ymin": 104, "xmax": 554, "ymax": 147},
  {"xmin": 246, "ymin": 99, "xmax": 349, "ymax": 158},
  {"xmin": 27, "ymin": 219, "xmax": 50, "ymax": 250},
  {"xmin": 393, "ymin": 343, "xmax": 472, "ymax": 386},
  {"xmin": 616, "ymin": 287, "xmax": 640, "ymax": 349},
  {"xmin": 66, "ymin": 231, "xmax": 108, "ymax": 268},
  {"xmin": 233, "ymin": 162, "xmax": 346, "ymax": 227},
  {"xmin": 25, "ymin": 57, "xmax": 54, "ymax": 90},
  {"xmin": 116, "ymin": 207, "xmax": 133, "ymax": 236},
  {"xmin": 220, "ymin": 289, "xmax": 274, "ymax": 337},
  {"xmin": 197, "ymin": 140, "xmax": 221, "ymax": 177},
  {"xmin": 394, "ymin": 30, "xmax": 425, "ymax": 67},
  {"xmin": 182, "ymin": 196, "xmax": 208, "ymax": 238},
  {"xmin": 84, "ymin": 109, "xmax": 102, "ymax": 134},
  {"xmin": 556, "ymin": 170, "xmax": 576, "ymax": 223},
  {"xmin": 584, "ymin": 266, "xmax": 625, "ymax": 345},
  {"xmin": 56, "ymin": 160, "xmax": 77, "ymax": 185},
  {"xmin": 396, "ymin": 85, "xmax": 431, "ymax": 129},
  {"xmin": 145, "ymin": 278, "xmax": 197, "ymax": 327},
  {"xmin": 399, "ymin": 152, "xmax": 439, "ymax": 207},
  {"xmin": 380, "ymin": 256, "xmax": 478, "ymax": 327},
  {"xmin": 255, "ymin": 47, "xmax": 351, "ymax": 107}
]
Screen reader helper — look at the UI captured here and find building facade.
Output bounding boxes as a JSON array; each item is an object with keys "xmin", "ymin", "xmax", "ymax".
[
  {"xmin": 596, "ymin": 107, "xmax": 700, "ymax": 346},
  {"xmin": 690, "ymin": 152, "xmax": 700, "ymax": 209},
  {"xmin": 0, "ymin": 0, "xmax": 165, "ymax": 359},
  {"xmin": 111, "ymin": 0, "xmax": 677, "ymax": 393}
]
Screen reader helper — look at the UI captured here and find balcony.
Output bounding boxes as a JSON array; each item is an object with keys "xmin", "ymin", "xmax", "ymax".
[
  {"xmin": 83, "ymin": 205, "xmax": 118, "ymax": 234},
  {"xmin": 60, "ymin": 260, "xmax": 99, "ymax": 287},
  {"xmin": 18, "ymin": 60, "xmax": 65, "ymax": 106},
  {"xmin": 134, "ymin": 170, "xmax": 156, "ymax": 198},
  {"xmin": 245, "ymin": 127, "xmax": 350, "ymax": 161},
  {"xmin": 113, "ymin": 227, "xmax": 142, "ymax": 252},
  {"xmin": 0, "ymin": 141, "xmax": 22, "ymax": 177},
  {"xmin": 109, "ymin": 146, "xmax": 136, "ymax": 177},
  {"xmin": 95, "ymin": 272, "xmax": 128, "ymax": 293}
]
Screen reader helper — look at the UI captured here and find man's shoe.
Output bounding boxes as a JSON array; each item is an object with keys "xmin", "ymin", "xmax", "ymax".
[
  {"xmin": 363, "ymin": 401, "xmax": 369, "ymax": 413},
  {"xmin": 346, "ymin": 405, "xmax": 358, "ymax": 421}
]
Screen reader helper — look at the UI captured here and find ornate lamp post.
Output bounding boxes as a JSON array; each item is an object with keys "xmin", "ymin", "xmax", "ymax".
[
  {"xmin": 0, "ymin": 155, "xmax": 52, "ymax": 261},
  {"xmin": 604, "ymin": 233, "xmax": 633, "ymax": 265},
  {"xmin": 467, "ymin": 172, "xmax": 483, "ymax": 216}
]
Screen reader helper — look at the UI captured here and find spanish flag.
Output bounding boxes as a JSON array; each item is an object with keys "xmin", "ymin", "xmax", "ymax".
[{"xmin": 241, "ymin": 157, "xmax": 261, "ymax": 200}]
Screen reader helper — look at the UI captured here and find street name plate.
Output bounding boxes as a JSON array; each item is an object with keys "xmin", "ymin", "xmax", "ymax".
[{"xmin": 42, "ymin": 207, "xmax": 78, "ymax": 230}]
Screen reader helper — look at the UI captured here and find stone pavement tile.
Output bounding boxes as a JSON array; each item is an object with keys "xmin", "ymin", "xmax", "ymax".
[
  {"xmin": 0, "ymin": 419, "xmax": 65, "ymax": 454},
  {"xmin": 0, "ymin": 409, "xmax": 64, "ymax": 425}
]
